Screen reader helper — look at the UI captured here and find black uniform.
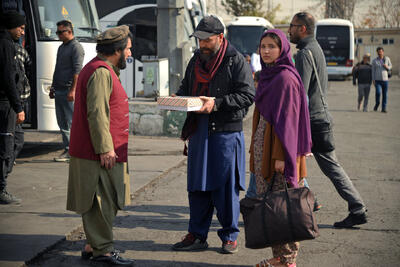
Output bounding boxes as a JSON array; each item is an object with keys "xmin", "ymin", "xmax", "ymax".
[{"xmin": 0, "ymin": 28, "xmax": 22, "ymax": 192}]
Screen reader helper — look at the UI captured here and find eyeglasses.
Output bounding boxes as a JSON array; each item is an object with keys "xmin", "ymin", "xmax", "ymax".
[
  {"xmin": 56, "ymin": 30, "xmax": 68, "ymax": 35},
  {"xmin": 289, "ymin": 23, "xmax": 304, "ymax": 28}
]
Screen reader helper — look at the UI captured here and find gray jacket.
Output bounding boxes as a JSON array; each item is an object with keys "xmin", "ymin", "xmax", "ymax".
[
  {"xmin": 51, "ymin": 38, "xmax": 84, "ymax": 89},
  {"xmin": 372, "ymin": 56, "xmax": 392, "ymax": 81},
  {"xmin": 295, "ymin": 35, "xmax": 331, "ymax": 124}
]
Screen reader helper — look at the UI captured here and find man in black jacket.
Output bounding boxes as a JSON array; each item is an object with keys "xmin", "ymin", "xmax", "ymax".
[
  {"xmin": 0, "ymin": 11, "xmax": 26, "ymax": 204},
  {"xmin": 353, "ymin": 54, "xmax": 372, "ymax": 112},
  {"xmin": 288, "ymin": 12, "xmax": 367, "ymax": 228},
  {"xmin": 172, "ymin": 15, "xmax": 254, "ymax": 253}
]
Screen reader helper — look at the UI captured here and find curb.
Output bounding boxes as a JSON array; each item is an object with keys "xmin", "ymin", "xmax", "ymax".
[
  {"xmin": 23, "ymin": 157, "xmax": 187, "ymax": 266},
  {"xmin": 22, "ymin": 105, "xmax": 253, "ymax": 266}
]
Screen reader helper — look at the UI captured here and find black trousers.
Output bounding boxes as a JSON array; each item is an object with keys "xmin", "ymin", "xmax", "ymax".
[
  {"xmin": 0, "ymin": 101, "xmax": 16, "ymax": 191},
  {"xmin": 14, "ymin": 124, "xmax": 24, "ymax": 159}
]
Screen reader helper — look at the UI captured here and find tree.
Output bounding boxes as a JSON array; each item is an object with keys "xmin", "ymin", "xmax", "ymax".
[
  {"xmin": 325, "ymin": 0, "xmax": 357, "ymax": 21},
  {"xmin": 222, "ymin": 0, "xmax": 290, "ymax": 24},
  {"xmin": 309, "ymin": 0, "xmax": 358, "ymax": 21},
  {"xmin": 361, "ymin": 0, "xmax": 400, "ymax": 28},
  {"xmin": 222, "ymin": 0, "xmax": 264, "ymax": 17}
]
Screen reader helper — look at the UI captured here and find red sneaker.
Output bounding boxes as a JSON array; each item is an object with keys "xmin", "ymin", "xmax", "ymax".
[{"xmin": 221, "ymin": 240, "xmax": 238, "ymax": 254}]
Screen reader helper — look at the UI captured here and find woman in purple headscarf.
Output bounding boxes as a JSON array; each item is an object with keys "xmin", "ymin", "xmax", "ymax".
[{"xmin": 249, "ymin": 29, "xmax": 312, "ymax": 267}]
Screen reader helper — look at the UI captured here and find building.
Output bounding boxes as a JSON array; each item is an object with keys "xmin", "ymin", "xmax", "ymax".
[{"xmin": 354, "ymin": 27, "xmax": 400, "ymax": 75}]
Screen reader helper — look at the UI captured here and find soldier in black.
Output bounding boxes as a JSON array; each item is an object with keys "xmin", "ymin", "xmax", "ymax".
[{"xmin": 0, "ymin": 11, "xmax": 26, "ymax": 204}]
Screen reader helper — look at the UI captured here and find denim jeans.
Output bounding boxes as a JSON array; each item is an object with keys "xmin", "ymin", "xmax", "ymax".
[
  {"xmin": 55, "ymin": 89, "xmax": 74, "ymax": 150},
  {"xmin": 374, "ymin": 80, "xmax": 388, "ymax": 111},
  {"xmin": 245, "ymin": 172, "xmax": 257, "ymax": 198},
  {"xmin": 313, "ymin": 150, "xmax": 366, "ymax": 215}
]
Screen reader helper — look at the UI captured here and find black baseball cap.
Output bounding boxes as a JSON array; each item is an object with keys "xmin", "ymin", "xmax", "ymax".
[{"xmin": 190, "ymin": 15, "xmax": 224, "ymax": 40}]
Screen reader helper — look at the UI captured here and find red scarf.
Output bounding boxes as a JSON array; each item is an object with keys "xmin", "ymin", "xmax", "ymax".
[{"xmin": 192, "ymin": 37, "xmax": 228, "ymax": 96}]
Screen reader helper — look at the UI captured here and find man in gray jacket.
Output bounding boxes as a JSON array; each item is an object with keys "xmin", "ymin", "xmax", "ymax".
[
  {"xmin": 50, "ymin": 20, "xmax": 84, "ymax": 162},
  {"xmin": 372, "ymin": 47, "xmax": 392, "ymax": 113},
  {"xmin": 288, "ymin": 12, "xmax": 367, "ymax": 228}
]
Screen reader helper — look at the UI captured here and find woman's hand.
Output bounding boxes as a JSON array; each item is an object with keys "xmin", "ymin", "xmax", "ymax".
[{"xmin": 274, "ymin": 160, "xmax": 285, "ymax": 174}]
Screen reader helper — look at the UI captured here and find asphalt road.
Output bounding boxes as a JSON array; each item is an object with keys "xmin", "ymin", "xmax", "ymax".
[{"xmin": 1, "ymin": 78, "xmax": 399, "ymax": 267}]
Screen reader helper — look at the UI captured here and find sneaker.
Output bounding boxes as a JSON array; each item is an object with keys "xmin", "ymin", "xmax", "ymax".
[
  {"xmin": 0, "ymin": 190, "xmax": 21, "ymax": 204},
  {"xmin": 54, "ymin": 150, "xmax": 70, "ymax": 162},
  {"xmin": 382, "ymin": 109, "xmax": 387, "ymax": 113},
  {"xmin": 333, "ymin": 212, "xmax": 367, "ymax": 228},
  {"xmin": 172, "ymin": 233, "xmax": 208, "ymax": 251},
  {"xmin": 220, "ymin": 240, "xmax": 238, "ymax": 254},
  {"xmin": 373, "ymin": 105, "xmax": 378, "ymax": 111}
]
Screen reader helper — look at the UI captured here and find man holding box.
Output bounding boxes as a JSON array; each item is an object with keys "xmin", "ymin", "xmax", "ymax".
[{"xmin": 172, "ymin": 15, "xmax": 255, "ymax": 254}]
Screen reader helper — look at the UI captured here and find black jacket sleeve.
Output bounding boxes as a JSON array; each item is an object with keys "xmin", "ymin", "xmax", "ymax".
[
  {"xmin": 176, "ymin": 57, "xmax": 195, "ymax": 96},
  {"xmin": 0, "ymin": 39, "xmax": 22, "ymax": 113},
  {"xmin": 215, "ymin": 54, "xmax": 255, "ymax": 111}
]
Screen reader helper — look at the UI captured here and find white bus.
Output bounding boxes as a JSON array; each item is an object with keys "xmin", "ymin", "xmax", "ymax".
[
  {"xmin": 226, "ymin": 16, "xmax": 274, "ymax": 56},
  {"xmin": 315, "ymin": 18, "xmax": 354, "ymax": 79},
  {"xmin": 94, "ymin": 0, "xmax": 207, "ymax": 98},
  {"xmin": 1, "ymin": 0, "xmax": 100, "ymax": 130}
]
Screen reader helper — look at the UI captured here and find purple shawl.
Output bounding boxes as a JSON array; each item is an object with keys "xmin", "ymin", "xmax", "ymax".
[{"xmin": 254, "ymin": 29, "xmax": 312, "ymax": 187}]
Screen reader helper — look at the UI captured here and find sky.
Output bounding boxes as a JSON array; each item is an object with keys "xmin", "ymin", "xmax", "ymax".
[{"xmin": 207, "ymin": 0, "xmax": 374, "ymax": 26}]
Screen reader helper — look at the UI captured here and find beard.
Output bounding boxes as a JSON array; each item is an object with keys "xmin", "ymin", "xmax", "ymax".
[
  {"xmin": 199, "ymin": 43, "xmax": 220, "ymax": 62},
  {"xmin": 289, "ymin": 33, "xmax": 300, "ymax": 44},
  {"xmin": 117, "ymin": 53, "xmax": 127, "ymax": 69}
]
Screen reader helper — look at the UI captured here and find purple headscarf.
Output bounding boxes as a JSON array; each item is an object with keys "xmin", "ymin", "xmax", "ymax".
[{"xmin": 254, "ymin": 29, "xmax": 312, "ymax": 187}]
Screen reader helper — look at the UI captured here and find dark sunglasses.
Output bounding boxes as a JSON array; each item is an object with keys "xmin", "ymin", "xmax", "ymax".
[
  {"xmin": 289, "ymin": 23, "xmax": 304, "ymax": 28},
  {"xmin": 56, "ymin": 29, "xmax": 68, "ymax": 35}
]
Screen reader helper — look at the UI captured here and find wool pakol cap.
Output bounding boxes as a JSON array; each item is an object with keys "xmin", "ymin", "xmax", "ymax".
[
  {"xmin": 96, "ymin": 25, "xmax": 129, "ymax": 44},
  {"xmin": 2, "ymin": 11, "xmax": 26, "ymax": 29},
  {"xmin": 190, "ymin": 15, "xmax": 224, "ymax": 40}
]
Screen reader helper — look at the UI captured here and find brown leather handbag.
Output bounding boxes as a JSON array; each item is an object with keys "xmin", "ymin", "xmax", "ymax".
[{"xmin": 240, "ymin": 173, "xmax": 319, "ymax": 249}]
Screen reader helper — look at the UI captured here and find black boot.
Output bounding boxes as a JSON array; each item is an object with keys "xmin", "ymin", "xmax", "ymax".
[
  {"xmin": 333, "ymin": 212, "xmax": 367, "ymax": 228},
  {"xmin": 0, "ymin": 190, "xmax": 21, "ymax": 204}
]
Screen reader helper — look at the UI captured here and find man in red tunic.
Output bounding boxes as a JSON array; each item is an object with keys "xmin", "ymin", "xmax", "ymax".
[{"xmin": 66, "ymin": 25, "xmax": 134, "ymax": 266}]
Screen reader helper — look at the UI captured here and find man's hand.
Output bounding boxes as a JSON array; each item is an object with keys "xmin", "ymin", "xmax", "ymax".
[
  {"xmin": 383, "ymin": 64, "xmax": 389, "ymax": 70},
  {"xmin": 196, "ymin": 96, "xmax": 215, "ymax": 114},
  {"xmin": 100, "ymin": 150, "xmax": 118, "ymax": 169},
  {"xmin": 16, "ymin": 111, "xmax": 25, "ymax": 124},
  {"xmin": 274, "ymin": 160, "xmax": 285, "ymax": 174},
  {"xmin": 67, "ymin": 89, "xmax": 75, "ymax": 102},
  {"xmin": 49, "ymin": 87, "xmax": 55, "ymax": 99}
]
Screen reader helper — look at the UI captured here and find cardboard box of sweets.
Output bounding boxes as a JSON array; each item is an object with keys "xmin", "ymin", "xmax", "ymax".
[{"xmin": 157, "ymin": 96, "xmax": 205, "ymax": 111}]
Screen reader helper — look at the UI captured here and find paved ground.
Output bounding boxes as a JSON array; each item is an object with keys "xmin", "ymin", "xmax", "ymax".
[{"xmin": 1, "ymin": 78, "xmax": 400, "ymax": 267}]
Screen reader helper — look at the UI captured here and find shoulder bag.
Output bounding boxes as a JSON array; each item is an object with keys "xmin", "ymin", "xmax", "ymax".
[
  {"xmin": 307, "ymin": 50, "xmax": 335, "ymax": 152},
  {"xmin": 240, "ymin": 172, "xmax": 319, "ymax": 249},
  {"xmin": 385, "ymin": 57, "xmax": 392, "ymax": 78}
]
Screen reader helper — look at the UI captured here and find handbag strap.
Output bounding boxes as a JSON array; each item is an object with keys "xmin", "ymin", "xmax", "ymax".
[
  {"xmin": 307, "ymin": 49, "xmax": 326, "ymax": 107},
  {"xmin": 266, "ymin": 172, "xmax": 297, "ymax": 241},
  {"xmin": 307, "ymin": 49, "xmax": 331, "ymax": 124},
  {"xmin": 283, "ymin": 180, "xmax": 297, "ymax": 241}
]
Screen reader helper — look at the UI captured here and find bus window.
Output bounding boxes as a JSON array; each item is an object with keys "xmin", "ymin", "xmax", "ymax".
[
  {"xmin": 227, "ymin": 26, "xmax": 266, "ymax": 55},
  {"xmin": 33, "ymin": 0, "xmax": 99, "ymax": 41},
  {"xmin": 316, "ymin": 25, "xmax": 350, "ymax": 66}
]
